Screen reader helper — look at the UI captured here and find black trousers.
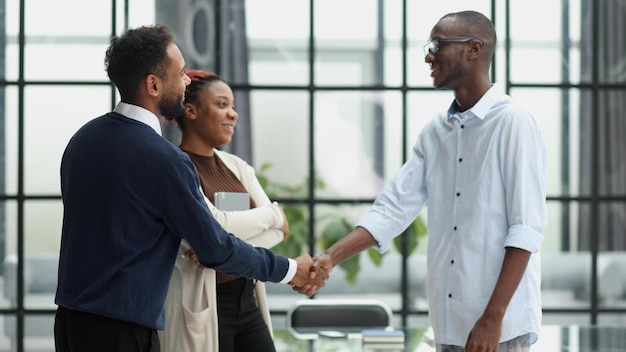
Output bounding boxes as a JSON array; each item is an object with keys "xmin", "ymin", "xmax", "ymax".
[
  {"xmin": 216, "ymin": 278, "xmax": 276, "ymax": 352},
  {"xmin": 54, "ymin": 306, "xmax": 160, "ymax": 352}
]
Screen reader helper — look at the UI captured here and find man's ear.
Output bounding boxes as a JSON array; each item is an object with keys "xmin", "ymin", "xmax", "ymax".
[
  {"xmin": 145, "ymin": 74, "xmax": 160, "ymax": 97},
  {"xmin": 467, "ymin": 40, "xmax": 482, "ymax": 60}
]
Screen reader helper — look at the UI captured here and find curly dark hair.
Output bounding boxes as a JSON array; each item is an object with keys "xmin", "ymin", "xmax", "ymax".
[
  {"xmin": 105, "ymin": 24, "xmax": 174, "ymax": 102},
  {"xmin": 163, "ymin": 70, "xmax": 227, "ymax": 131}
]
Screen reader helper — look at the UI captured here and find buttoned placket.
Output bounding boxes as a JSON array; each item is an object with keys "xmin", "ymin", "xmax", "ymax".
[{"xmin": 448, "ymin": 114, "xmax": 465, "ymax": 302}]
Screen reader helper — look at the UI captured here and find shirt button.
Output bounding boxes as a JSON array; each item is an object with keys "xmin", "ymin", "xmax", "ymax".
[
  {"xmin": 460, "ymin": 125, "xmax": 465, "ymax": 129},
  {"xmin": 453, "ymin": 226, "xmax": 457, "ymax": 230},
  {"xmin": 458, "ymin": 158, "xmax": 463, "ymax": 162},
  {"xmin": 451, "ymin": 260, "xmax": 454, "ymax": 264},
  {"xmin": 456, "ymin": 192, "xmax": 460, "ymax": 197},
  {"xmin": 448, "ymin": 293, "xmax": 452, "ymax": 298}
]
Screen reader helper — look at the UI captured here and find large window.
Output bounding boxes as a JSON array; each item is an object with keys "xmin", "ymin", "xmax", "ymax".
[{"xmin": 1, "ymin": 0, "xmax": 625, "ymax": 350}]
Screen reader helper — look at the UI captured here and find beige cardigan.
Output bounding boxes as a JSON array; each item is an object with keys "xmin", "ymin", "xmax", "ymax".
[{"xmin": 159, "ymin": 149, "xmax": 285, "ymax": 352}]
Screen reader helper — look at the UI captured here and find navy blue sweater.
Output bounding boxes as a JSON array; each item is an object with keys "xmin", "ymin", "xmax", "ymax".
[{"xmin": 55, "ymin": 112, "xmax": 289, "ymax": 330}]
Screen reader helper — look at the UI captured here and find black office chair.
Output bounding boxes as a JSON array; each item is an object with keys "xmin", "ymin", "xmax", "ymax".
[{"xmin": 286, "ymin": 299, "xmax": 394, "ymax": 339}]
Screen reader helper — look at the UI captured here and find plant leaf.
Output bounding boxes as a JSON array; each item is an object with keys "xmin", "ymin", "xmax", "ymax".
[
  {"xmin": 393, "ymin": 216, "xmax": 427, "ymax": 255},
  {"xmin": 320, "ymin": 217, "xmax": 364, "ymax": 283},
  {"xmin": 338, "ymin": 255, "xmax": 361, "ymax": 284},
  {"xmin": 367, "ymin": 247, "xmax": 383, "ymax": 266},
  {"xmin": 319, "ymin": 218, "xmax": 352, "ymax": 250}
]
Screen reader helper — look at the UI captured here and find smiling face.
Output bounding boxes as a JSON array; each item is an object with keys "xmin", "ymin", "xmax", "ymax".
[
  {"xmin": 424, "ymin": 17, "xmax": 474, "ymax": 90},
  {"xmin": 185, "ymin": 80, "xmax": 238, "ymax": 149},
  {"xmin": 159, "ymin": 43, "xmax": 191, "ymax": 118}
]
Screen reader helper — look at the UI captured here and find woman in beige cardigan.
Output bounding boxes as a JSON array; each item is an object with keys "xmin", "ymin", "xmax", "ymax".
[{"xmin": 159, "ymin": 70, "xmax": 288, "ymax": 352}]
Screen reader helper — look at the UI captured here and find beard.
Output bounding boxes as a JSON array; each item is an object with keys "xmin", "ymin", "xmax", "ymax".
[{"xmin": 159, "ymin": 90, "xmax": 185, "ymax": 119}]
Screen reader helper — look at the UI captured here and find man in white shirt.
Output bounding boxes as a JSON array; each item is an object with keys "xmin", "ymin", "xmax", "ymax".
[{"xmin": 306, "ymin": 10, "xmax": 547, "ymax": 352}]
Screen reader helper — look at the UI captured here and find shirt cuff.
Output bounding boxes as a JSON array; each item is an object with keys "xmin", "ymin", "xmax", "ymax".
[
  {"xmin": 504, "ymin": 224, "xmax": 543, "ymax": 253},
  {"xmin": 279, "ymin": 258, "xmax": 298, "ymax": 284},
  {"xmin": 357, "ymin": 216, "xmax": 391, "ymax": 253}
]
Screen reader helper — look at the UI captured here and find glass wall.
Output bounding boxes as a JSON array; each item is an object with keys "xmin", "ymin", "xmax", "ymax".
[{"xmin": 1, "ymin": 0, "xmax": 625, "ymax": 350}]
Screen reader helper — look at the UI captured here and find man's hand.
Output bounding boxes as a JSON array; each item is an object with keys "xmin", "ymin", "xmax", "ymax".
[
  {"xmin": 465, "ymin": 313, "xmax": 502, "ymax": 352},
  {"xmin": 465, "ymin": 247, "xmax": 529, "ymax": 351},
  {"xmin": 311, "ymin": 253, "xmax": 333, "ymax": 278},
  {"xmin": 291, "ymin": 227, "xmax": 376, "ymax": 296},
  {"xmin": 291, "ymin": 253, "xmax": 333, "ymax": 296},
  {"xmin": 289, "ymin": 254, "xmax": 315, "ymax": 288},
  {"xmin": 289, "ymin": 254, "xmax": 332, "ymax": 296}
]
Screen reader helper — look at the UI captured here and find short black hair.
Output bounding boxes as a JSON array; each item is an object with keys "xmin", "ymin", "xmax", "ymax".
[
  {"xmin": 105, "ymin": 24, "xmax": 174, "ymax": 101},
  {"xmin": 442, "ymin": 10, "xmax": 497, "ymax": 58}
]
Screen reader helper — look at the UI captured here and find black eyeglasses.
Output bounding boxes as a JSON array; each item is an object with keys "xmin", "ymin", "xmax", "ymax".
[{"xmin": 423, "ymin": 37, "xmax": 483, "ymax": 56}]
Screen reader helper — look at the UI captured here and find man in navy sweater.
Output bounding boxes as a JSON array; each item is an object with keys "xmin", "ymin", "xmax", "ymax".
[{"xmin": 53, "ymin": 24, "xmax": 326, "ymax": 352}]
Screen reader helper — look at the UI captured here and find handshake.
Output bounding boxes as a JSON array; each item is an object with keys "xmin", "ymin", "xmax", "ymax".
[
  {"xmin": 183, "ymin": 249, "xmax": 332, "ymax": 295},
  {"xmin": 289, "ymin": 253, "xmax": 333, "ymax": 296}
]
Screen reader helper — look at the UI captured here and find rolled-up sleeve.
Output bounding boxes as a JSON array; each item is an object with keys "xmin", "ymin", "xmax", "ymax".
[
  {"xmin": 502, "ymin": 110, "xmax": 547, "ymax": 253},
  {"xmin": 505, "ymin": 224, "xmax": 543, "ymax": 253}
]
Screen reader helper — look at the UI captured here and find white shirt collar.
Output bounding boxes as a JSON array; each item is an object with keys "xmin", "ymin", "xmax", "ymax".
[
  {"xmin": 447, "ymin": 84, "xmax": 506, "ymax": 121},
  {"xmin": 113, "ymin": 102, "xmax": 162, "ymax": 136}
]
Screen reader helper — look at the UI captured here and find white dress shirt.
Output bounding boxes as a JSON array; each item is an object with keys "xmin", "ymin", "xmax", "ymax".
[{"xmin": 358, "ymin": 85, "xmax": 547, "ymax": 346}]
